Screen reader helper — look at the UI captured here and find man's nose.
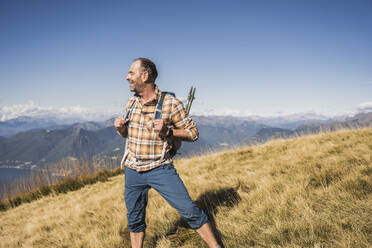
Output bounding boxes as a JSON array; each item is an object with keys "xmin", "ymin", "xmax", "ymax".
[{"xmin": 125, "ymin": 74, "xmax": 129, "ymax": 81}]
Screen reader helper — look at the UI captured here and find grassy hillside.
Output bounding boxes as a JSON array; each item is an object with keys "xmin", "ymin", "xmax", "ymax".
[{"xmin": 0, "ymin": 129, "xmax": 371, "ymax": 248}]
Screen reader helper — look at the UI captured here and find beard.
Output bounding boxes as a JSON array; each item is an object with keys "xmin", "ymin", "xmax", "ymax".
[
  {"xmin": 129, "ymin": 81, "xmax": 137, "ymax": 93},
  {"xmin": 128, "ymin": 79, "xmax": 146, "ymax": 94}
]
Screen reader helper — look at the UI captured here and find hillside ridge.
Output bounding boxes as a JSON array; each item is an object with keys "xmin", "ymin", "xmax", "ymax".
[{"xmin": 1, "ymin": 128, "xmax": 371, "ymax": 248}]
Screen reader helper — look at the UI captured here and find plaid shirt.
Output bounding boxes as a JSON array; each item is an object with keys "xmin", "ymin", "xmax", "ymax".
[{"xmin": 119, "ymin": 85, "xmax": 198, "ymax": 171}]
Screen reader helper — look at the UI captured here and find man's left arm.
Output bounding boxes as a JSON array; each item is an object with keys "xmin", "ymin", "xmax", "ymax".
[
  {"xmin": 169, "ymin": 128, "xmax": 196, "ymax": 141},
  {"xmin": 153, "ymin": 98, "xmax": 198, "ymax": 142}
]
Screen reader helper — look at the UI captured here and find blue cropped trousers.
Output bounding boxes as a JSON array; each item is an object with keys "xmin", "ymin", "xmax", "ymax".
[{"xmin": 124, "ymin": 164, "xmax": 208, "ymax": 232}]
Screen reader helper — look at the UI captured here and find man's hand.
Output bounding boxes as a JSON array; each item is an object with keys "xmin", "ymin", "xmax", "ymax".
[
  {"xmin": 114, "ymin": 116, "xmax": 128, "ymax": 134},
  {"xmin": 153, "ymin": 119, "xmax": 168, "ymax": 136}
]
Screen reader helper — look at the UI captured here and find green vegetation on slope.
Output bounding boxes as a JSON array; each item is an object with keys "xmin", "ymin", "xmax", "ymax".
[{"xmin": 0, "ymin": 129, "xmax": 371, "ymax": 248}]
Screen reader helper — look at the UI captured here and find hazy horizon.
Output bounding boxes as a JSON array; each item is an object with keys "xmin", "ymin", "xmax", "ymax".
[{"xmin": 1, "ymin": 99, "xmax": 371, "ymax": 123}]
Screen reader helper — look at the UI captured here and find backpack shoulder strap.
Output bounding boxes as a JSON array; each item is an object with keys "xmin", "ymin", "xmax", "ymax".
[
  {"xmin": 124, "ymin": 98, "xmax": 137, "ymax": 121},
  {"xmin": 155, "ymin": 92, "xmax": 175, "ymax": 119},
  {"xmin": 120, "ymin": 98, "xmax": 137, "ymax": 168},
  {"xmin": 154, "ymin": 91, "xmax": 177, "ymax": 160}
]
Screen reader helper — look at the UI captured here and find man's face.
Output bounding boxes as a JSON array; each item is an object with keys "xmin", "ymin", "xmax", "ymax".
[{"xmin": 125, "ymin": 61, "xmax": 147, "ymax": 93}]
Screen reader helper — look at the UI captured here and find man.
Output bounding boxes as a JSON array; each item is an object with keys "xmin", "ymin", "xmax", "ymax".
[{"xmin": 114, "ymin": 58, "xmax": 220, "ymax": 248}]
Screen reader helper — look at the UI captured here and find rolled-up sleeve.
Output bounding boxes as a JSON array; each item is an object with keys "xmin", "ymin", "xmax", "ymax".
[{"xmin": 171, "ymin": 98, "xmax": 199, "ymax": 142}]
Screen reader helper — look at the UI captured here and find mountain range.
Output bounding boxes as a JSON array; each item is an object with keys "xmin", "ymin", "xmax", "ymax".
[
  {"xmin": 0, "ymin": 111, "xmax": 349, "ymax": 137},
  {"xmin": 0, "ymin": 112, "xmax": 371, "ymax": 169}
]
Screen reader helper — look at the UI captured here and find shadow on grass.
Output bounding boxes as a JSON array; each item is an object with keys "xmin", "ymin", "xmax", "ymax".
[{"xmin": 147, "ymin": 187, "xmax": 241, "ymax": 247}]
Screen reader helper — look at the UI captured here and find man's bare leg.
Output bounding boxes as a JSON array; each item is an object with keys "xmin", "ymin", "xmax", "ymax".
[
  {"xmin": 129, "ymin": 232, "xmax": 145, "ymax": 248},
  {"xmin": 196, "ymin": 222, "xmax": 220, "ymax": 248}
]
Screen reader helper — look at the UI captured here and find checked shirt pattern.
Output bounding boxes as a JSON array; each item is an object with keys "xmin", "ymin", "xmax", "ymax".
[{"xmin": 120, "ymin": 85, "xmax": 198, "ymax": 171}]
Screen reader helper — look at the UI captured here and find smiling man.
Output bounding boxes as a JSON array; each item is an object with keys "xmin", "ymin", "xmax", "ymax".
[{"xmin": 114, "ymin": 58, "xmax": 220, "ymax": 248}]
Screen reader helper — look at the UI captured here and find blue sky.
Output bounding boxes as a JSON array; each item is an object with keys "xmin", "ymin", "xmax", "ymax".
[{"xmin": 0, "ymin": 0, "xmax": 371, "ymax": 120}]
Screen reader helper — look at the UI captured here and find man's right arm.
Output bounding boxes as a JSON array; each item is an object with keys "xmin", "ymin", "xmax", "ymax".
[
  {"xmin": 115, "ymin": 99, "xmax": 134, "ymax": 138},
  {"xmin": 114, "ymin": 116, "xmax": 128, "ymax": 138}
]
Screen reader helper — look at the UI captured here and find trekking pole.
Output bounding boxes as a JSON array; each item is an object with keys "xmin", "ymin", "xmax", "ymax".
[{"xmin": 185, "ymin": 86, "xmax": 196, "ymax": 115}]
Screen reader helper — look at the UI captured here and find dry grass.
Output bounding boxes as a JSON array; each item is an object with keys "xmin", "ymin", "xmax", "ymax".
[
  {"xmin": 0, "ymin": 128, "xmax": 371, "ymax": 248},
  {"xmin": 0, "ymin": 168, "xmax": 123, "ymax": 211}
]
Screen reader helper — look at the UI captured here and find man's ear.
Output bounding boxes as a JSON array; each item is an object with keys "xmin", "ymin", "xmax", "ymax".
[{"xmin": 141, "ymin": 71, "xmax": 149, "ymax": 82}]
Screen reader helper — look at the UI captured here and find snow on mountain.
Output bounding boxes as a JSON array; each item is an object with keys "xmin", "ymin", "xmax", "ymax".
[{"xmin": 357, "ymin": 102, "xmax": 372, "ymax": 113}]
